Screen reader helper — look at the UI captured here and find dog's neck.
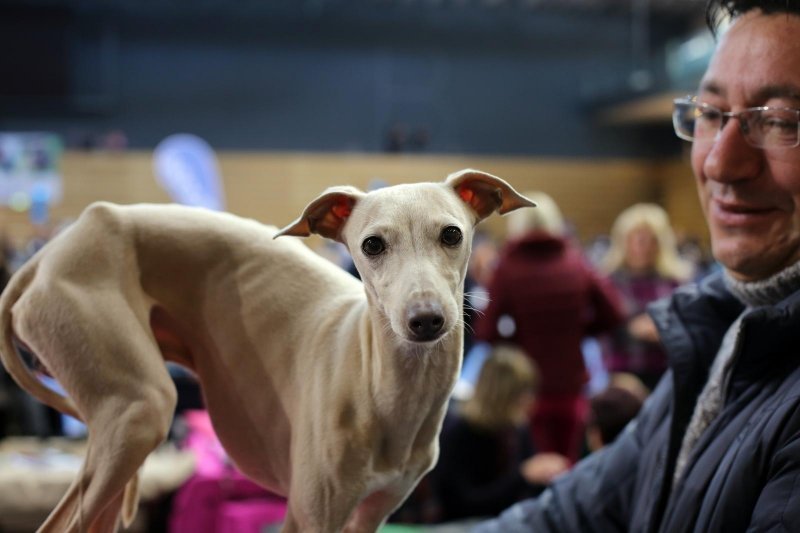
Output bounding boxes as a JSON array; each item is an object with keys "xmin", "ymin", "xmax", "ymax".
[
  {"xmin": 360, "ymin": 291, "xmax": 463, "ymax": 417},
  {"xmin": 347, "ymin": 292, "xmax": 462, "ymax": 469}
]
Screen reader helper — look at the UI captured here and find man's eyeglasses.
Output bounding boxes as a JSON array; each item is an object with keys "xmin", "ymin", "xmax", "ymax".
[{"xmin": 672, "ymin": 97, "xmax": 800, "ymax": 149}]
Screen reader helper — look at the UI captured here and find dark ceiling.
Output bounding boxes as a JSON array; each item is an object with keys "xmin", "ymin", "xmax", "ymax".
[
  {"xmin": 2, "ymin": 0, "xmax": 704, "ymax": 22},
  {"xmin": 0, "ymin": 0, "xmax": 708, "ymax": 154}
]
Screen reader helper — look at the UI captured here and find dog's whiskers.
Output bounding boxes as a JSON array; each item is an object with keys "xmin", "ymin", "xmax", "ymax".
[
  {"xmin": 463, "ymin": 290, "xmax": 490, "ymax": 302},
  {"xmin": 460, "ymin": 320, "xmax": 476, "ymax": 336},
  {"xmin": 462, "ymin": 300, "xmax": 487, "ymax": 319}
]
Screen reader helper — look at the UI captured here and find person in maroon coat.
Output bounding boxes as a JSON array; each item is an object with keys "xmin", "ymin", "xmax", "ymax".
[{"xmin": 475, "ymin": 192, "xmax": 624, "ymax": 463}]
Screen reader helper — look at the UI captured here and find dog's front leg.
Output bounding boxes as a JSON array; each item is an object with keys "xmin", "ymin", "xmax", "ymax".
[
  {"xmin": 341, "ymin": 484, "xmax": 415, "ymax": 533},
  {"xmin": 281, "ymin": 469, "xmax": 362, "ymax": 533},
  {"xmin": 282, "ymin": 479, "xmax": 410, "ymax": 533}
]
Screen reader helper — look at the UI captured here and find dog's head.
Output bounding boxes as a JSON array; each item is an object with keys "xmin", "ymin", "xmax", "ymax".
[{"xmin": 277, "ymin": 169, "xmax": 534, "ymax": 346}]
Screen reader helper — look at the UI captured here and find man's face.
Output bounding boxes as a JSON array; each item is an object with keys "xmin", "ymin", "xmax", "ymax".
[{"xmin": 691, "ymin": 11, "xmax": 800, "ymax": 281}]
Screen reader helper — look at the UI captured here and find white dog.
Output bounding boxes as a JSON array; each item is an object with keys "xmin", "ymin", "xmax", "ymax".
[{"xmin": 0, "ymin": 169, "xmax": 534, "ymax": 532}]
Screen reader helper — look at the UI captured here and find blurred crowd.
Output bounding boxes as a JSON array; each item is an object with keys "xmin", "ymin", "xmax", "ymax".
[
  {"xmin": 317, "ymin": 192, "xmax": 714, "ymax": 524},
  {"xmin": 0, "ymin": 194, "xmax": 715, "ymax": 525}
]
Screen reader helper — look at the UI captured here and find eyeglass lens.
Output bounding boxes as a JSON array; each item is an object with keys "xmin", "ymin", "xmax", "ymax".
[{"xmin": 673, "ymin": 101, "xmax": 800, "ymax": 148}]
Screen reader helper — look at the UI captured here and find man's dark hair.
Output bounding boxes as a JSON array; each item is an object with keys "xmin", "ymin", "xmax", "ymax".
[{"xmin": 707, "ymin": 0, "xmax": 800, "ymax": 34}]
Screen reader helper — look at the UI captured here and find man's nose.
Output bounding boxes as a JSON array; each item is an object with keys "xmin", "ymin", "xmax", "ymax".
[{"xmin": 701, "ymin": 118, "xmax": 763, "ymax": 183}]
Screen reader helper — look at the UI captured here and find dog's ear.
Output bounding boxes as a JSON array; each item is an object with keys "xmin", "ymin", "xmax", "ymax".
[
  {"xmin": 275, "ymin": 186, "xmax": 365, "ymax": 241},
  {"xmin": 446, "ymin": 169, "xmax": 536, "ymax": 222}
]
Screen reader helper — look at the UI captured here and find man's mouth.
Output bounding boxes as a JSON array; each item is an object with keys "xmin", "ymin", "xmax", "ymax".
[{"xmin": 711, "ymin": 198, "xmax": 780, "ymax": 226}]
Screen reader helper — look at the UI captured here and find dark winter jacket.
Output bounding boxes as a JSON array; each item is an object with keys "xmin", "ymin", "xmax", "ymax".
[{"xmin": 473, "ymin": 271, "xmax": 800, "ymax": 532}]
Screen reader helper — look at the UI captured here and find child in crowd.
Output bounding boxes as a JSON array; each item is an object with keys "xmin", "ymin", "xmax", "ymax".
[{"xmin": 433, "ymin": 344, "xmax": 570, "ymax": 522}]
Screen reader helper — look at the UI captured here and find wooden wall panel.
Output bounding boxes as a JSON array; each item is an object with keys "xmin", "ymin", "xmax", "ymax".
[
  {"xmin": 0, "ymin": 151, "xmax": 707, "ymax": 252},
  {"xmin": 655, "ymin": 153, "xmax": 709, "ymax": 248}
]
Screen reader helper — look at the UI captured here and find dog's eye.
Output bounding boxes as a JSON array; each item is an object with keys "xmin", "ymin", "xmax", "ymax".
[
  {"xmin": 441, "ymin": 226, "xmax": 463, "ymax": 247},
  {"xmin": 361, "ymin": 236, "xmax": 386, "ymax": 256}
]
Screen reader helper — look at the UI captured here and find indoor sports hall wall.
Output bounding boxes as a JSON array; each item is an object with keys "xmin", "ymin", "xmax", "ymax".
[{"xmin": 0, "ymin": 151, "xmax": 704, "ymax": 250}]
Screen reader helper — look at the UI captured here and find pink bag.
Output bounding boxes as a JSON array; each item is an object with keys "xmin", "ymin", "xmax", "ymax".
[
  {"xmin": 168, "ymin": 410, "xmax": 287, "ymax": 533},
  {"xmin": 216, "ymin": 499, "xmax": 287, "ymax": 533}
]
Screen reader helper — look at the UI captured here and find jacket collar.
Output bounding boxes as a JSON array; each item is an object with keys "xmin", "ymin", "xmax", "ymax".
[
  {"xmin": 650, "ymin": 271, "xmax": 743, "ymax": 387},
  {"xmin": 503, "ymin": 231, "xmax": 566, "ymax": 256},
  {"xmin": 651, "ymin": 269, "xmax": 800, "ymax": 390}
]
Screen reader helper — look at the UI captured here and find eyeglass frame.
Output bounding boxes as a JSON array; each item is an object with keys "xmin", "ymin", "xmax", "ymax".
[{"xmin": 672, "ymin": 96, "xmax": 800, "ymax": 149}]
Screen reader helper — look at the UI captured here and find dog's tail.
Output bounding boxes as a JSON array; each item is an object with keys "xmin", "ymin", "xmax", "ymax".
[{"xmin": 0, "ymin": 262, "xmax": 83, "ymax": 421}]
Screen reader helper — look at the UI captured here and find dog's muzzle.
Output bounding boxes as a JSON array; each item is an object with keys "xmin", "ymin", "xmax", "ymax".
[{"xmin": 405, "ymin": 300, "xmax": 446, "ymax": 342}]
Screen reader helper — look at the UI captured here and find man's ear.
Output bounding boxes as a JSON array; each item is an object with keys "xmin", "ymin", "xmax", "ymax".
[
  {"xmin": 275, "ymin": 185, "xmax": 365, "ymax": 241},
  {"xmin": 446, "ymin": 169, "xmax": 536, "ymax": 222}
]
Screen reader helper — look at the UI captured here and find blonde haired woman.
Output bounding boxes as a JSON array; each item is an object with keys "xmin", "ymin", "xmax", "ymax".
[
  {"xmin": 434, "ymin": 345, "xmax": 569, "ymax": 522},
  {"xmin": 602, "ymin": 203, "xmax": 692, "ymax": 282},
  {"xmin": 601, "ymin": 203, "xmax": 692, "ymax": 390}
]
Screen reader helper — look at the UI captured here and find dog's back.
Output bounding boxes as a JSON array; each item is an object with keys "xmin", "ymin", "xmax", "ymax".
[{"xmin": 1, "ymin": 201, "xmax": 365, "ymax": 494}]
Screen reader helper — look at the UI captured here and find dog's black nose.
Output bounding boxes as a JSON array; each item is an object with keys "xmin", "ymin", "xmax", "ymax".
[{"xmin": 407, "ymin": 302, "xmax": 445, "ymax": 342}]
